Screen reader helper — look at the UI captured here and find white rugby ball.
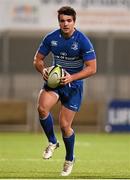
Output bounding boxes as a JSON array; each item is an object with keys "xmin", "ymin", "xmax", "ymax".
[{"xmin": 47, "ymin": 65, "xmax": 64, "ymax": 89}]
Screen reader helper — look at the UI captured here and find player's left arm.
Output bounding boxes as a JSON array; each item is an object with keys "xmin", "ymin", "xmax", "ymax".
[
  {"xmin": 73, "ymin": 59, "xmax": 97, "ymax": 80},
  {"xmin": 61, "ymin": 59, "xmax": 96, "ymax": 85}
]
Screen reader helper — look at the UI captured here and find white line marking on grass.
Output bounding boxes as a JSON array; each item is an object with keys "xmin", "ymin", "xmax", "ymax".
[
  {"xmin": 0, "ymin": 179, "xmax": 125, "ymax": 180},
  {"xmin": 0, "ymin": 158, "xmax": 128, "ymax": 164}
]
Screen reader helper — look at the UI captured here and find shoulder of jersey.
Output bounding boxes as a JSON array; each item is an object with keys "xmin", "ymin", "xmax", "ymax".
[{"xmin": 46, "ymin": 29, "xmax": 60, "ymax": 38}]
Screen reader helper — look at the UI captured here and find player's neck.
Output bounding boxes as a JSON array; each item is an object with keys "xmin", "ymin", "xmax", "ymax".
[{"xmin": 61, "ymin": 28, "xmax": 75, "ymax": 39}]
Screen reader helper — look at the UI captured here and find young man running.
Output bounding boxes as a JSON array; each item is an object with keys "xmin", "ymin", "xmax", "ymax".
[{"xmin": 33, "ymin": 6, "xmax": 96, "ymax": 176}]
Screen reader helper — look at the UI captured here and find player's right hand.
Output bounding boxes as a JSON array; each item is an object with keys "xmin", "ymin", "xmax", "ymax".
[{"xmin": 42, "ymin": 68, "xmax": 49, "ymax": 81}]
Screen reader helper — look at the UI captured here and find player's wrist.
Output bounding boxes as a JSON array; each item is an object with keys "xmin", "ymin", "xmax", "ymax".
[{"xmin": 71, "ymin": 74, "xmax": 76, "ymax": 82}]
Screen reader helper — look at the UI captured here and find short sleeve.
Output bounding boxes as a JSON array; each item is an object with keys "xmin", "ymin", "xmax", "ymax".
[
  {"xmin": 80, "ymin": 34, "xmax": 96, "ymax": 61},
  {"xmin": 37, "ymin": 35, "xmax": 51, "ymax": 56}
]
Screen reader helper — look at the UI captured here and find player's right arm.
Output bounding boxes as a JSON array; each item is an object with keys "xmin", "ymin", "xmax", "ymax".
[
  {"xmin": 33, "ymin": 33, "xmax": 52, "ymax": 80},
  {"xmin": 33, "ymin": 52, "xmax": 48, "ymax": 81}
]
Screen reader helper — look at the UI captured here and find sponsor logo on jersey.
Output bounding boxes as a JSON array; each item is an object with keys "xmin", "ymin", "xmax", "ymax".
[
  {"xmin": 51, "ymin": 40, "xmax": 58, "ymax": 47},
  {"xmin": 71, "ymin": 42, "xmax": 78, "ymax": 50},
  {"xmin": 54, "ymin": 55, "xmax": 79, "ymax": 61}
]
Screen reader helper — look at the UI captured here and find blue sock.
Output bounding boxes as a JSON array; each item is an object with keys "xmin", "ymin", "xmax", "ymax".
[
  {"xmin": 39, "ymin": 113, "xmax": 57, "ymax": 144},
  {"xmin": 63, "ymin": 132, "xmax": 75, "ymax": 161}
]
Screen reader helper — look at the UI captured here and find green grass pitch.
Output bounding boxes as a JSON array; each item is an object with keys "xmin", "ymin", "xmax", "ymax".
[{"xmin": 0, "ymin": 132, "xmax": 130, "ymax": 179}]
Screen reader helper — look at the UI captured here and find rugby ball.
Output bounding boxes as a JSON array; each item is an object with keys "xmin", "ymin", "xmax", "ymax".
[{"xmin": 47, "ymin": 65, "xmax": 64, "ymax": 89}]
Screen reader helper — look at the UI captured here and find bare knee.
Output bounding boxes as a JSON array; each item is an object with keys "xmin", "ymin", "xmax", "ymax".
[
  {"xmin": 38, "ymin": 104, "xmax": 49, "ymax": 118},
  {"xmin": 60, "ymin": 124, "xmax": 73, "ymax": 137},
  {"xmin": 60, "ymin": 125, "xmax": 68, "ymax": 134}
]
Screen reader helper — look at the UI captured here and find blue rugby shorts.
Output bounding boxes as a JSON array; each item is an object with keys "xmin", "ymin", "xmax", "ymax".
[{"xmin": 43, "ymin": 82, "xmax": 83, "ymax": 112}]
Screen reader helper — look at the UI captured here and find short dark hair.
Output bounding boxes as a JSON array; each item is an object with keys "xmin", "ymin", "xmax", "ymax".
[{"xmin": 57, "ymin": 6, "xmax": 76, "ymax": 22}]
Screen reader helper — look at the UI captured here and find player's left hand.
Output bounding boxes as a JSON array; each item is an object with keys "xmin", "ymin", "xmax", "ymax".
[
  {"xmin": 60, "ymin": 72, "xmax": 73, "ymax": 85},
  {"xmin": 42, "ymin": 68, "xmax": 49, "ymax": 81}
]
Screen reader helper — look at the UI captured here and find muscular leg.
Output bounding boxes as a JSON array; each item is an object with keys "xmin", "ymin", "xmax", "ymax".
[
  {"xmin": 59, "ymin": 105, "xmax": 76, "ymax": 161},
  {"xmin": 38, "ymin": 89, "xmax": 59, "ymax": 144},
  {"xmin": 38, "ymin": 89, "xmax": 59, "ymax": 118}
]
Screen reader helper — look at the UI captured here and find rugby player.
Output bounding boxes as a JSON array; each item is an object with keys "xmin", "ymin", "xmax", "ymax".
[{"xmin": 33, "ymin": 6, "xmax": 97, "ymax": 176}]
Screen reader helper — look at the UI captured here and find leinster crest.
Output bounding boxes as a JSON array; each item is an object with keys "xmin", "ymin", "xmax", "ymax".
[{"xmin": 71, "ymin": 42, "xmax": 78, "ymax": 50}]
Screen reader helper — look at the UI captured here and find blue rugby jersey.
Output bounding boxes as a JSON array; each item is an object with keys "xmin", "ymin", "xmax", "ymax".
[{"xmin": 38, "ymin": 29, "xmax": 96, "ymax": 75}]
